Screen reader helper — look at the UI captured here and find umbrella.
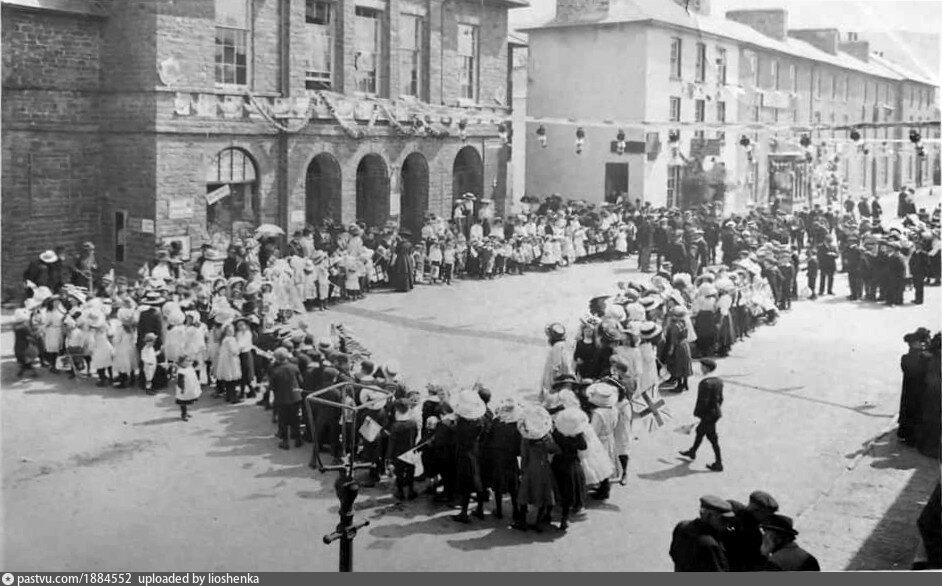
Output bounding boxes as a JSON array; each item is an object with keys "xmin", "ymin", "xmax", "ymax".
[{"xmin": 254, "ymin": 223, "xmax": 285, "ymax": 238}]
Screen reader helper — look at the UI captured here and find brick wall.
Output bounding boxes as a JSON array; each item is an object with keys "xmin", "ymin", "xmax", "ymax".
[
  {"xmin": 441, "ymin": 1, "xmax": 508, "ymax": 106},
  {"xmin": 1, "ymin": 8, "xmax": 105, "ymax": 298},
  {"xmin": 725, "ymin": 9, "xmax": 788, "ymax": 42}
]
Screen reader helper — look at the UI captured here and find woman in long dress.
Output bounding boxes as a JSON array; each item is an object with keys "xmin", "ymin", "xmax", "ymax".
[
  {"xmin": 662, "ymin": 306, "xmax": 694, "ymax": 391},
  {"xmin": 514, "ymin": 433, "xmax": 560, "ymax": 532},
  {"xmin": 389, "ymin": 237, "xmax": 415, "ymax": 292}
]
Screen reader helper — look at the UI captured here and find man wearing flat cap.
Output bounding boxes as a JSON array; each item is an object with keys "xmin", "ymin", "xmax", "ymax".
[
  {"xmin": 669, "ymin": 494, "xmax": 733, "ymax": 571},
  {"xmin": 760, "ymin": 514, "xmax": 820, "ymax": 571},
  {"xmin": 723, "ymin": 491, "xmax": 780, "ymax": 571}
]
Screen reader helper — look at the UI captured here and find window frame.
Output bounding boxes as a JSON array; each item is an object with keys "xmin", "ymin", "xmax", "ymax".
[
  {"xmin": 789, "ymin": 64, "xmax": 797, "ymax": 94},
  {"xmin": 305, "ymin": 0, "xmax": 335, "ymax": 91},
  {"xmin": 695, "ymin": 42, "xmax": 706, "ymax": 83},
  {"xmin": 457, "ymin": 23, "xmax": 479, "ymax": 102},
  {"xmin": 354, "ymin": 5, "xmax": 384, "ymax": 96},
  {"xmin": 716, "ymin": 47, "xmax": 727, "ymax": 85},
  {"xmin": 751, "ymin": 53, "xmax": 760, "ymax": 87},
  {"xmin": 844, "ymin": 75, "xmax": 849, "ymax": 102},
  {"xmin": 771, "ymin": 60, "xmax": 780, "ymax": 91},
  {"xmin": 398, "ymin": 12, "xmax": 425, "ymax": 99},
  {"xmin": 666, "ymin": 165, "xmax": 682, "ymax": 209},
  {"xmin": 669, "ymin": 96, "xmax": 681, "ymax": 122},
  {"xmin": 716, "ymin": 100, "xmax": 726, "ymax": 123},
  {"xmin": 670, "ymin": 37, "xmax": 683, "ymax": 80},
  {"xmin": 214, "ymin": 0, "xmax": 252, "ymax": 89}
]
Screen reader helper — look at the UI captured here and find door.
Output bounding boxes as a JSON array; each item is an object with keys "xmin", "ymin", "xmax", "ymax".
[{"xmin": 604, "ymin": 162, "xmax": 629, "ymax": 203}]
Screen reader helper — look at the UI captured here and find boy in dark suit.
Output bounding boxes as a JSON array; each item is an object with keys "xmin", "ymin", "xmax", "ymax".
[{"xmin": 679, "ymin": 359, "xmax": 725, "ymax": 472}]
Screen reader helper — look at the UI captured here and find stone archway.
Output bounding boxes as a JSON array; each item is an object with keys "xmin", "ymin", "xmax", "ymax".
[
  {"xmin": 356, "ymin": 153, "xmax": 390, "ymax": 227},
  {"xmin": 305, "ymin": 153, "xmax": 342, "ymax": 227},
  {"xmin": 452, "ymin": 145, "xmax": 483, "ymax": 202},
  {"xmin": 400, "ymin": 152, "xmax": 429, "ymax": 236}
]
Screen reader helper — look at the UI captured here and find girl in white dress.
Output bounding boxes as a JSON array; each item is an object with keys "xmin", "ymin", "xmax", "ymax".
[
  {"xmin": 174, "ymin": 357, "xmax": 202, "ymax": 421},
  {"xmin": 111, "ymin": 308, "xmax": 138, "ymax": 388},
  {"xmin": 183, "ymin": 311, "xmax": 208, "ymax": 384},
  {"xmin": 140, "ymin": 333, "xmax": 159, "ymax": 394},
  {"xmin": 86, "ymin": 310, "xmax": 114, "ymax": 387},
  {"xmin": 215, "ymin": 324, "xmax": 243, "ymax": 403}
]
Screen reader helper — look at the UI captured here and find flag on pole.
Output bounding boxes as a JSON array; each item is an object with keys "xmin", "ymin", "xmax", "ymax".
[{"xmin": 633, "ymin": 385, "xmax": 672, "ymax": 433}]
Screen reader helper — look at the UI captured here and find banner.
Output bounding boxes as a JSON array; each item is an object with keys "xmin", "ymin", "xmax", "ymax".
[{"xmin": 206, "ymin": 185, "xmax": 231, "ymax": 206}]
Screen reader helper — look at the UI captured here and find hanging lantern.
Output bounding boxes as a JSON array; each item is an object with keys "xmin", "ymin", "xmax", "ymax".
[
  {"xmin": 497, "ymin": 123, "xmax": 508, "ymax": 145},
  {"xmin": 799, "ymin": 134, "xmax": 811, "ymax": 148},
  {"xmin": 667, "ymin": 129, "xmax": 680, "ymax": 144},
  {"xmin": 575, "ymin": 127, "xmax": 586, "ymax": 155},
  {"xmin": 849, "ymin": 129, "xmax": 861, "ymax": 142},
  {"xmin": 739, "ymin": 135, "xmax": 751, "ymax": 148},
  {"xmin": 536, "ymin": 124, "xmax": 547, "ymax": 148},
  {"xmin": 615, "ymin": 129, "xmax": 626, "ymax": 155},
  {"xmin": 458, "ymin": 118, "xmax": 468, "ymax": 142},
  {"xmin": 910, "ymin": 129, "xmax": 922, "ymax": 144}
]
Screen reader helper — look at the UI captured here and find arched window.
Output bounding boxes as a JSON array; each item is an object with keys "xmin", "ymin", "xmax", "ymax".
[{"xmin": 206, "ymin": 148, "xmax": 259, "ymax": 247}]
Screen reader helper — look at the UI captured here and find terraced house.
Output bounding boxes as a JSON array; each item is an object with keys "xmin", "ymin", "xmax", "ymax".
[
  {"xmin": 523, "ymin": 0, "xmax": 939, "ymax": 213},
  {"xmin": 1, "ymin": 0, "xmax": 527, "ymax": 292}
]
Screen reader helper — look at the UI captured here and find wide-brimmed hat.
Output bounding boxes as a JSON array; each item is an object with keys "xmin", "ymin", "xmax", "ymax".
[
  {"xmin": 84, "ymin": 309, "xmax": 106, "ymax": 329},
  {"xmin": 552, "ymin": 373, "xmax": 579, "ymax": 390},
  {"xmin": 203, "ymin": 248, "xmax": 225, "ymax": 261},
  {"xmin": 639, "ymin": 296, "xmax": 662, "ymax": 310},
  {"xmin": 453, "ymin": 390, "xmax": 487, "ymax": 420},
  {"xmin": 495, "ymin": 398, "xmax": 521, "ymax": 423},
  {"xmin": 155, "ymin": 250, "xmax": 171, "ymax": 262},
  {"xmin": 359, "ymin": 387, "xmax": 388, "ymax": 409},
  {"xmin": 517, "ymin": 405, "xmax": 553, "ymax": 440},
  {"xmin": 554, "ymin": 407, "xmax": 589, "ymax": 437},
  {"xmin": 39, "ymin": 250, "xmax": 58, "ymax": 263},
  {"xmin": 545, "ymin": 322, "xmax": 566, "ymax": 341},
  {"xmin": 140, "ymin": 290, "xmax": 166, "ymax": 306},
  {"xmin": 116, "ymin": 307, "xmax": 137, "ymax": 326},
  {"xmin": 586, "ymin": 381, "xmax": 619, "ymax": 408},
  {"xmin": 671, "ymin": 305, "xmax": 690, "ymax": 318},
  {"xmin": 227, "ymin": 276, "xmax": 246, "ymax": 288},
  {"xmin": 639, "ymin": 321, "xmax": 662, "ymax": 340},
  {"xmin": 312, "ymin": 249, "xmax": 329, "ymax": 262}
]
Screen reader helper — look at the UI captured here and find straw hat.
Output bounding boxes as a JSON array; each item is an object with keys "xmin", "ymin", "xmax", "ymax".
[
  {"xmin": 517, "ymin": 405, "xmax": 553, "ymax": 440},
  {"xmin": 495, "ymin": 398, "xmax": 521, "ymax": 423},
  {"xmin": 13, "ymin": 308, "xmax": 31, "ymax": 324},
  {"xmin": 359, "ymin": 387, "xmax": 388, "ymax": 410},
  {"xmin": 84, "ymin": 309, "xmax": 106, "ymax": 329},
  {"xmin": 116, "ymin": 307, "xmax": 137, "ymax": 326},
  {"xmin": 39, "ymin": 250, "xmax": 58, "ymax": 263},
  {"xmin": 554, "ymin": 407, "xmax": 589, "ymax": 437},
  {"xmin": 453, "ymin": 390, "xmax": 486, "ymax": 420},
  {"xmin": 586, "ymin": 381, "xmax": 619, "ymax": 408},
  {"xmin": 557, "ymin": 389, "xmax": 582, "ymax": 410},
  {"xmin": 671, "ymin": 305, "xmax": 690, "ymax": 318},
  {"xmin": 639, "ymin": 321, "xmax": 663, "ymax": 340}
]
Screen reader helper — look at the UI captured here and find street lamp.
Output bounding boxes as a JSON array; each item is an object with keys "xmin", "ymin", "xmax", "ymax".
[{"xmin": 309, "ymin": 379, "xmax": 395, "ymax": 572}]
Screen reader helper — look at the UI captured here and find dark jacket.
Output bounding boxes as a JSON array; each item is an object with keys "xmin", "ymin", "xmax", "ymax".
[
  {"xmin": 769, "ymin": 542, "xmax": 820, "ymax": 571},
  {"xmin": 694, "ymin": 376, "xmax": 724, "ymax": 421},
  {"xmin": 385, "ymin": 419, "xmax": 419, "ymax": 461},
  {"xmin": 270, "ymin": 361, "xmax": 302, "ymax": 406},
  {"xmin": 670, "ymin": 518, "xmax": 730, "ymax": 572}
]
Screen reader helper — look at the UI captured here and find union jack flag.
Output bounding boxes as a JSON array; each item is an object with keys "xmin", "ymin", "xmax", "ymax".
[{"xmin": 632, "ymin": 385, "xmax": 673, "ymax": 433}]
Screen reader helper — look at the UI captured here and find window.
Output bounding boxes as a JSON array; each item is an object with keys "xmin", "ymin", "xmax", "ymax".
[
  {"xmin": 694, "ymin": 99, "xmax": 705, "ymax": 139},
  {"xmin": 716, "ymin": 101, "xmax": 726, "ymax": 123},
  {"xmin": 716, "ymin": 130, "xmax": 726, "ymax": 143},
  {"xmin": 717, "ymin": 47, "xmax": 727, "ymax": 85},
  {"xmin": 752, "ymin": 54, "xmax": 760, "ymax": 87},
  {"xmin": 458, "ymin": 24, "xmax": 478, "ymax": 100},
  {"xmin": 844, "ymin": 76, "xmax": 849, "ymax": 102},
  {"xmin": 789, "ymin": 64, "xmax": 797, "ymax": 93},
  {"xmin": 831, "ymin": 75, "xmax": 837, "ymax": 99},
  {"xmin": 695, "ymin": 42, "xmax": 706, "ymax": 82},
  {"xmin": 752, "ymin": 104, "xmax": 759, "ymax": 122},
  {"xmin": 669, "ymin": 96, "xmax": 681, "ymax": 122},
  {"xmin": 206, "ymin": 148, "xmax": 259, "ymax": 239},
  {"xmin": 864, "ymin": 80, "xmax": 869, "ymax": 103},
  {"xmin": 670, "ymin": 37, "xmax": 682, "ymax": 79},
  {"xmin": 399, "ymin": 13, "xmax": 424, "ymax": 98},
  {"xmin": 771, "ymin": 60, "xmax": 780, "ymax": 90},
  {"xmin": 215, "ymin": 0, "xmax": 250, "ymax": 86},
  {"xmin": 814, "ymin": 111, "xmax": 821, "ymax": 125},
  {"xmin": 114, "ymin": 211, "xmax": 126, "ymax": 263},
  {"xmin": 667, "ymin": 166, "xmax": 682, "ymax": 209},
  {"xmin": 881, "ymin": 157, "xmax": 889, "ymax": 185},
  {"xmin": 814, "ymin": 70, "xmax": 821, "ymax": 98},
  {"xmin": 305, "ymin": 1, "xmax": 334, "ymax": 90},
  {"xmin": 354, "ymin": 7, "xmax": 383, "ymax": 95}
]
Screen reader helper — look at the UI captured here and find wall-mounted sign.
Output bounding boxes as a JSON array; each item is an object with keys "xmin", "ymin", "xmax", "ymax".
[
  {"xmin": 168, "ymin": 199, "xmax": 192, "ymax": 219},
  {"xmin": 141, "ymin": 219, "xmax": 155, "ymax": 234},
  {"xmin": 290, "ymin": 210, "xmax": 305, "ymax": 223},
  {"xmin": 206, "ymin": 184, "xmax": 231, "ymax": 205}
]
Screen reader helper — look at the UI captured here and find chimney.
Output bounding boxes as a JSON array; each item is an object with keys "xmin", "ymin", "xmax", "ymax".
[
  {"xmin": 788, "ymin": 28, "xmax": 840, "ymax": 55},
  {"xmin": 672, "ymin": 0, "xmax": 712, "ymax": 15},
  {"xmin": 838, "ymin": 32, "xmax": 870, "ymax": 62},
  {"xmin": 555, "ymin": 0, "xmax": 610, "ymax": 22},
  {"xmin": 725, "ymin": 9, "xmax": 788, "ymax": 41}
]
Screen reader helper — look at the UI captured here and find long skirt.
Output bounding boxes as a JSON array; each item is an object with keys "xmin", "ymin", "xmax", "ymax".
[
  {"xmin": 694, "ymin": 311, "xmax": 717, "ymax": 354},
  {"xmin": 551, "ymin": 457, "xmax": 586, "ymax": 510},
  {"xmin": 580, "ymin": 426, "xmax": 616, "ymax": 486},
  {"xmin": 717, "ymin": 314, "xmax": 736, "ymax": 349}
]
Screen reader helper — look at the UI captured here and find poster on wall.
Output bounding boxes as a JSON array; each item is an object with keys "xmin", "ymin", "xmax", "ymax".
[
  {"xmin": 141, "ymin": 219, "xmax": 155, "ymax": 234},
  {"xmin": 163, "ymin": 235, "xmax": 191, "ymax": 260},
  {"xmin": 290, "ymin": 210, "xmax": 305, "ymax": 224}
]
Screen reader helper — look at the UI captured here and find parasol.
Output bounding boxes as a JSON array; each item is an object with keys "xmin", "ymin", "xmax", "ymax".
[{"xmin": 254, "ymin": 224, "xmax": 285, "ymax": 238}]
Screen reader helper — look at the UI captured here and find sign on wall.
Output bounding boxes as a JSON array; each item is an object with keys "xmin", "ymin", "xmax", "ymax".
[
  {"xmin": 168, "ymin": 199, "xmax": 193, "ymax": 220},
  {"xmin": 290, "ymin": 210, "xmax": 305, "ymax": 223},
  {"xmin": 141, "ymin": 219, "xmax": 155, "ymax": 234},
  {"xmin": 206, "ymin": 184, "xmax": 231, "ymax": 205}
]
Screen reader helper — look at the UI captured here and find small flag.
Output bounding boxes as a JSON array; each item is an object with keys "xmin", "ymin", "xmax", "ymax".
[
  {"xmin": 636, "ymin": 388, "xmax": 672, "ymax": 433},
  {"xmin": 397, "ymin": 448, "xmax": 424, "ymax": 478},
  {"xmin": 358, "ymin": 416, "xmax": 382, "ymax": 443}
]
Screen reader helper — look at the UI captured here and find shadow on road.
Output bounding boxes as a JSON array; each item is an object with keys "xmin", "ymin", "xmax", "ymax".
[
  {"xmin": 844, "ymin": 435, "xmax": 938, "ymax": 570},
  {"xmin": 636, "ymin": 460, "xmax": 709, "ymax": 482}
]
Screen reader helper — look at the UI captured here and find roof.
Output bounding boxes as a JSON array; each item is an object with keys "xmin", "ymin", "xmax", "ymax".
[
  {"xmin": 870, "ymin": 51, "xmax": 938, "ymax": 87},
  {"xmin": 522, "ymin": 0, "xmax": 924, "ymax": 83},
  {"xmin": 1, "ymin": 0, "xmax": 108, "ymax": 17},
  {"xmin": 508, "ymin": 31, "xmax": 529, "ymax": 47}
]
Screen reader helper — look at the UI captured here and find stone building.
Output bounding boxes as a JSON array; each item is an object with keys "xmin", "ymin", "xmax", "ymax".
[
  {"xmin": 523, "ymin": 0, "xmax": 939, "ymax": 213},
  {"xmin": 1, "ymin": 0, "xmax": 526, "ymax": 293}
]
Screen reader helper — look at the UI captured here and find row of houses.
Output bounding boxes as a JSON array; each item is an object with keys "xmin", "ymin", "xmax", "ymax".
[{"xmin": 521, "ymin": 0, "xmax": 941, "ymax": 214}]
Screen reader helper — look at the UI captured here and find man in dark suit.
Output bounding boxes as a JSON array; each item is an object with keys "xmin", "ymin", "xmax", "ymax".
[
  {"xmin": 885, "ymin": 242, "xmax": 908, "ymax": 306},
  {"xmin": 724, "ymin": 491, "xmax": 781, "ymax": 571},
  {"xmin": 858, "ymin": 195, "xmax": 871, "ymax": 218},
  {"xmin": 760, "ymin": 514, "xmax": 820, "ymax": 571},
  {"xmin": 669, "ymin": 494, "xmax": 734, "ymax": 571},
  {"xmin": 909, "ymin": 242, "xmax": 929, "ymax": 305},
  {"xmin": 679, "ymin": 358, "xmax": 724, "ymax": 472}
]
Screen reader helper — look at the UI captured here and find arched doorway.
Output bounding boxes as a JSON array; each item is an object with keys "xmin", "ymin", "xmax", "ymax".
[
  {"xmin": 356, "ymin": 154, "xmax": 390, "ymax": 227},
  {"xmin": 400, "ymin": 152, "xmax": 429, "ymax": 236},
  {"xmin": 206, "ymin": 147, "xmax": 259, "ymax": 250},
  {"xmin": 305, "ymin": 153, "xmax": 342, "ymax": 227},
  {"xmin": 452, "ymin": 145, "xmax": 483, "ymax": 202}
]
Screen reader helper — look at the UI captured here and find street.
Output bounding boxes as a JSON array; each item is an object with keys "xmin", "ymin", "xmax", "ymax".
[{"xmin": 1, "ymin": 242, "xmax": 938, "ymax": 571}]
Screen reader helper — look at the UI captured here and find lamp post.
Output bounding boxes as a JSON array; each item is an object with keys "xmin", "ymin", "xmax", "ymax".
[{"xmin": 309, "ymin": 379, "xmax": 394, "ymax": 572}]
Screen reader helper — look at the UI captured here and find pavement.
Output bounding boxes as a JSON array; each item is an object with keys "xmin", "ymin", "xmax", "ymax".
[{"xmin": 1, "ymin": 248, "xmax": 939, "ymax": 571}]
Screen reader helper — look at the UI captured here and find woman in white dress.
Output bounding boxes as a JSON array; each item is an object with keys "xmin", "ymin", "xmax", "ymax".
[{"xmin": 41, "ymin": 297, "xmax": 66, "ymax": 372}]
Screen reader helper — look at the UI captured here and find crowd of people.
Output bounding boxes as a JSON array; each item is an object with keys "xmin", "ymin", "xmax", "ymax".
[{"xmin": 10, "ymin": 187, "xmax": 940, "ymax": 570}]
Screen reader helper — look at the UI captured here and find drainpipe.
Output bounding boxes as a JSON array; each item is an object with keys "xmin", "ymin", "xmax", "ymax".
[
  {"xmin": 440, "ymin": 0, "xmax": 449, "ymax": 105},
  {"xmin": 277, "ymin": 0, "xmax": 290, "ymax": 233}
]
